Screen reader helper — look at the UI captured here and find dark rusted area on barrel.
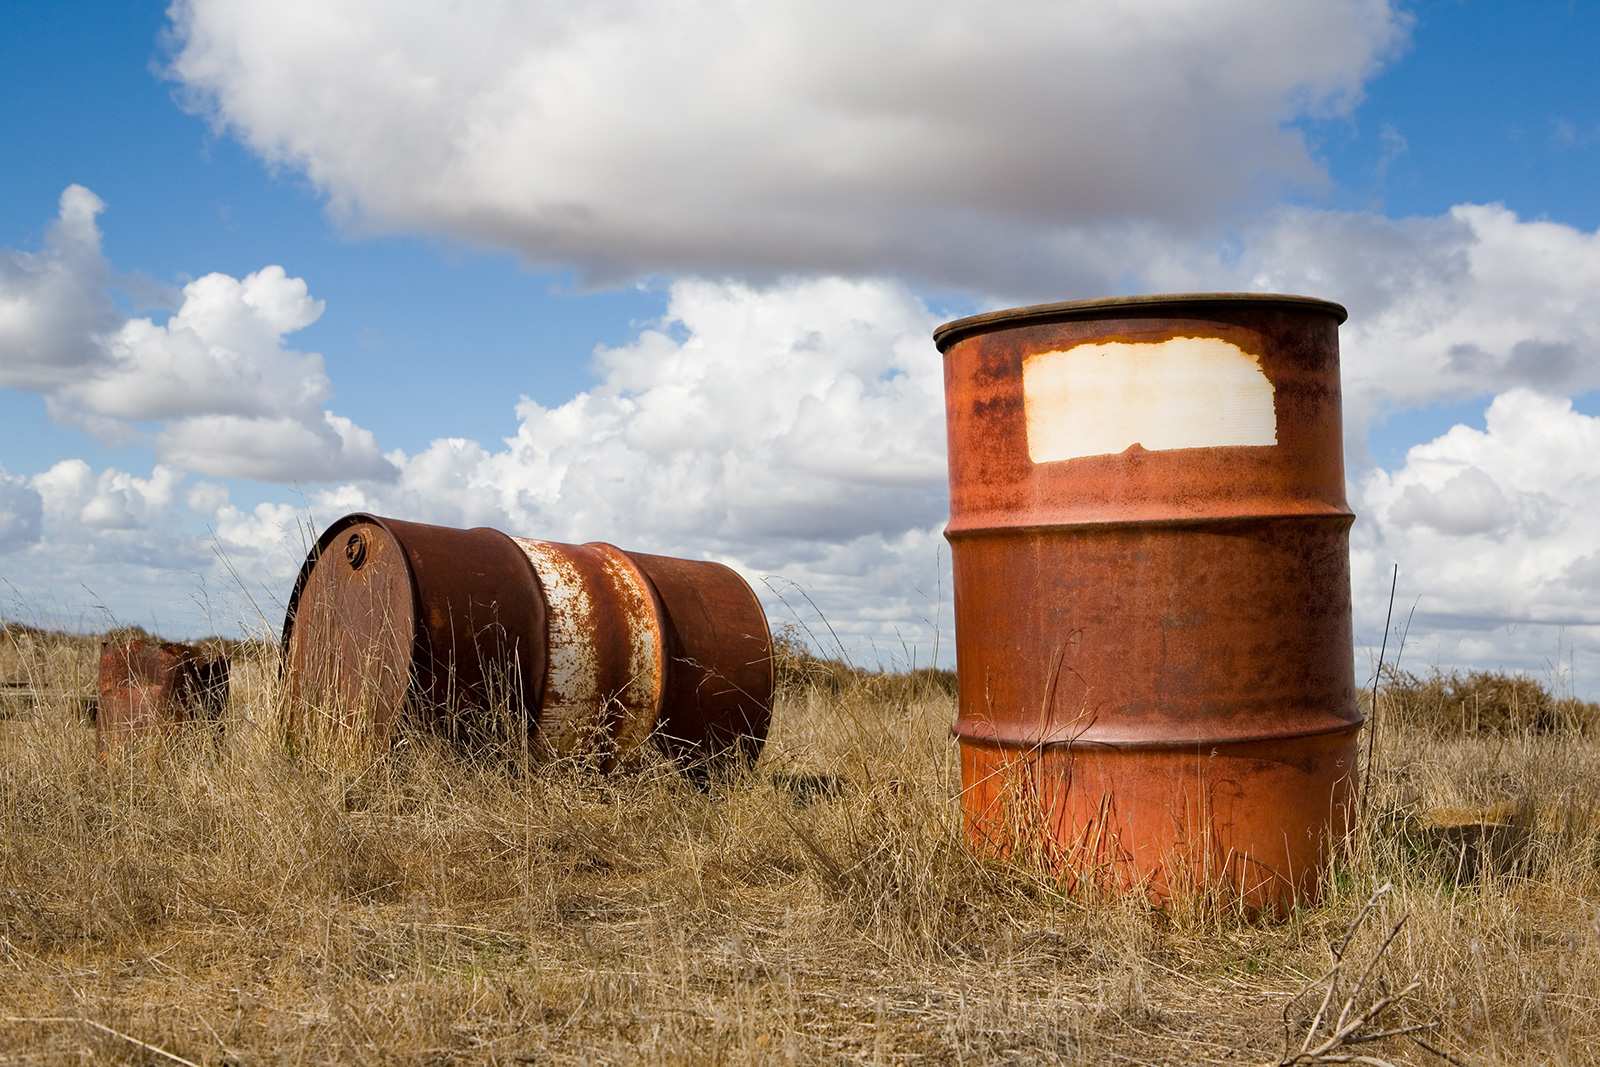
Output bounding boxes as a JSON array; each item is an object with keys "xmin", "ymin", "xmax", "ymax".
[
  {"xmin": 936, "ymin": 293, "xmax": 1362, "ymax": 911},
  {"xmin": 630, "ymin": 550, "xmax": 775, "ymax": 772},
  {"xmin": 282, "ymin": 514, "xmax": 549, "ymax": 748},
  {"xmin": 282, "ymin": 514, "xmax": 773, "ymax": 769},
  {"xmin": 97, "ymin": 639, "xmax": 229, "ymax": 753}
]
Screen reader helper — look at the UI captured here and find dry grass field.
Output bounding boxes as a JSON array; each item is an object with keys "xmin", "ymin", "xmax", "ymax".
[{"xmin": 3, "ymin": 621, "xmax": 1600, "ymax": 1066}]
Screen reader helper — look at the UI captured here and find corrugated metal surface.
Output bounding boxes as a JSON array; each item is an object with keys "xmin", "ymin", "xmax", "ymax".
[
  {"xmin": 936, "ymin": 293, "xmax": 1362, "ymax": 910},
  {"xmin": 628, "ymin": 550, "xmax": 775, "ymax": 774},
  {"xmin": 510, "ymin": 538, "xmax": 665, "ymax": 767}
]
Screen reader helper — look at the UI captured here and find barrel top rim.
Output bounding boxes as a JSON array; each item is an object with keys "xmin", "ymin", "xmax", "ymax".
[{"xmin": 933, "ymin": 292, "xmax": 1349, "ymax": 351}]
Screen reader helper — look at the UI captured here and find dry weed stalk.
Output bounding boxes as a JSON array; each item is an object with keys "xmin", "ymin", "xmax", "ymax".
[
  {"xmin": 5, "ymin": 1016, "xmax": 205, "ymax": 1067},
  {"xmin": 1274, "ymin": 883, "xmax": 1463, "ymax": 1067}
]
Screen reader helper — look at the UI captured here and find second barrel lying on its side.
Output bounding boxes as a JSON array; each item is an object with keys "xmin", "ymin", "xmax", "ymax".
[{"xmin": 281, "ymin": 514, "xmax": 774, "ymax": 768}]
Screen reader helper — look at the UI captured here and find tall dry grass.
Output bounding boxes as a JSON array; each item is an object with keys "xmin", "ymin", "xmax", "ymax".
[{"xmin": 1, "ymin": 621, "xmax": 1598, "ymax": 1065}]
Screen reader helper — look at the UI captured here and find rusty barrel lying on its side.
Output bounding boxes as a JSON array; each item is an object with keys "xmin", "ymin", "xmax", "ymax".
[
  {"xmin": 281, "ymin": 514, "xmax": 774, "ymax": 769},
  {"xmin": 97, "ymin": 639, "xmax": 230, "ymax": 753},
  {"xmin": 935, "ymin": 293, "xmax": 1362, "ymax": 910}
]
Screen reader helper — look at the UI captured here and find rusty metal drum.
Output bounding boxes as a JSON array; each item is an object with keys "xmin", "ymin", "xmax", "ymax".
[
  {"xmin": 282, "ymin": 514, "xmax": 773, "ymax": 768},
  {"xmin": 97, "ymin": 639, "xmax": 229, "ymax": 754},
  {"xmin": 935, "ymin": 294, "xmax": 1361, "ymax": 910},
  {"xmin": 625, "ymin": 549, "xmax": 778, "ymax": 771},
  {"xmin": 283, "ymin": 515, "xmax": 549, "ymax": 749}
]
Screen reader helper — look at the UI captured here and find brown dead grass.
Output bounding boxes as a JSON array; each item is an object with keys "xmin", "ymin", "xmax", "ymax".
[{"xmin": 0, "ymin": 624, "xmax": 1597, "ymax": 1065}]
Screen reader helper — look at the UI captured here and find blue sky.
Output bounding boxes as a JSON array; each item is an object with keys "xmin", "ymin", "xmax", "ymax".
[
  {"xmin": 1308, "ymin": 2, "xmax": 1600, "ymax": 226},
  {"xmin": 1, "ymin": 0, "xmax": 664, "ymax": 471},
  {"xmin": 3, "ymin": 0, "xmax": 1600, "ymax": 691}
]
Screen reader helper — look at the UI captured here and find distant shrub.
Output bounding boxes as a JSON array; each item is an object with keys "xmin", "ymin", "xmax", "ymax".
[{"xmin": 1376, "ymin": 667, "xmax": 1600, "ymax": 736}]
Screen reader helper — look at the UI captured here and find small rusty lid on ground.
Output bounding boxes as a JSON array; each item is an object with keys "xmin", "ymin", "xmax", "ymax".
[{"xmin": 96, "ymin": 638, "xmax": 229, "ymax": 754}]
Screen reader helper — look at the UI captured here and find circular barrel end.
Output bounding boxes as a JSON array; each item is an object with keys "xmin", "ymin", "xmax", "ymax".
[{"xmin": 282, "ymin": 515, "xmax": 418, "ymax": 749}]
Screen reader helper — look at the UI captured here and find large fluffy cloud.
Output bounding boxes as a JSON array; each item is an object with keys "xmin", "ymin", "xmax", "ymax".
[
  {"xmin": 0, "ymin": 463, "xmax": 43, "ymax": 553},
  {"xmin": 4, "ymin": 275, "xmax": 954, "ymax": 656},
  {"xmin": 2, "ymin": 456, "xmax": 325, "ymax": 634},
  {"xmin": 0, "ymin": 189, "xmax": 393, "ymax": 482},
  {"xmin": 8, "ymin": 240, "xmax": 1600, "ymax": 678},
  {"xmin": 1362, "ymin": 392, "xmax": 1600, "ymax": 592},
  {"xmin": 0, "ymin": 186, "xmax": 120, "ymax": 388},
  {"xmin": 173, "ymin": 200, "xmax": 1600, "ymax": 676},
  {"xmin": 263, "ymin": 276, "xmax": 954, "ymax": 658},
  {"xmin": 166, "ymin": 0, "xmax": 1405, "ymax": 289},
  {"xmin": 1352, "ymin": 391, "xmax": 1600, "ymax": 683},
  {"xmin": 1, "ymin": 458, "xmax": 203, "ymax": 633},
  {"xmin": 394, "ymin": 276, "xmax": 944, "ymax": 544},
  {"xmin": 1223, "ymin": 205, "xmax": 1600, "ymax": 449},
  {"xmin": 32, "ymin": 460, "xmax": 185, "ymax": 544}
]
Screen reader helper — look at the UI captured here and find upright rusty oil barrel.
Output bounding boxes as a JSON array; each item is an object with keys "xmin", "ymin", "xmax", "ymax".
[
  {"xmin": 935, "ymin": 294, "xmax": 1361, "ymax": 911},
  {"xmin": 281, "ymin": 514, "xmax": 774, "ymax": 768}
]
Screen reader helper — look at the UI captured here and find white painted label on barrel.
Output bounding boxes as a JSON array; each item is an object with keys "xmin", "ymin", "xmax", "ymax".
[{"xmin": 1022, "ymin": 336, "xmax": 1277, "ymax": 462}]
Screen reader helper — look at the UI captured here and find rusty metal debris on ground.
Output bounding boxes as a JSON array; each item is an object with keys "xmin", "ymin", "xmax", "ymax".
[{"xmin": 96, "ymin": 639, "xmax": 229, "ymax": 754}]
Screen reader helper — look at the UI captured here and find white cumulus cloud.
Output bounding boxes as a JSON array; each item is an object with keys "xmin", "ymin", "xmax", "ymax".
[
  {"xmin": 1114, "ymin": 203, "xmax": 1600, "ymax": 468},
  {"xmin": 205, "ymin": 276, "xmax": 955, "ymax": 656},
  {"xmin": 0, "ymin": 276, "xmax": 954, "ymax": 655},
  {"xmin": 59, "ymin": 267, "xmax": 326, "ymax": 422},
  {"xmin": 7, "ymin": 246, "xmax": 1600, "ymax": 682},
  {"xmin": 1241, "ymin": 205, "xmax": 1600, "ymax": 443},
  {"xmin": 1, "ymin": 460, "xmax": 317, "ymax": 633},
  {"xmin": 33, "ymin": 459, "xmax": 185, "ymax": 536},
  {"xmin": 1351, "ymin": 390, "xmax": 1600, "ymax": 682},
  {"xmin": 166, "ymin": 0, "xmax": 1406, "ymax": 289},
  {"xmin": 0, "ymin": 185, "xmax": 120, "ymax": 389},
  {"xmin": 0, "ymin": 190, "xmax": 394, "ymax": 484},
  {"xmin": 352, "ymin": 275, "xmax": 948, "ymax": 547},
  {"xmin": 0, "ymin": 463, "xmax": 44, "ymax": 552}
]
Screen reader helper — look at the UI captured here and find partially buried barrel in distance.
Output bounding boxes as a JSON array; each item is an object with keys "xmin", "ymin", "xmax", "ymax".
[
  {"xmin": 97, "ymin": 639, "xmax": 229, "ymax": 754},
  {"xmin": 281, "ymin": 514, "xmax": 774, "ymax": 769},
  {"xmin": 935, "ymin": 294, "xmax": 1362, "ymax": 911}
]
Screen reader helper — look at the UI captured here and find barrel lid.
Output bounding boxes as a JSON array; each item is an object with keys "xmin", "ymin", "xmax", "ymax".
[
  {"xmin": 282, "ymin": 512, "xmax": 551, "ymax": 747},
  {"xmin": 282, "ymin": 514, "xmax": 419, "ymax": 741},
  {"xmin": 933, "ymin": 292, "xmax": 1349, "ymax": 352}
]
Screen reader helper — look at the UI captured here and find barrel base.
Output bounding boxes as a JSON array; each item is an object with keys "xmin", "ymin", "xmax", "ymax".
[{"xmin": 959, "ymin": 728, "xmax": 1359, "ymax": 914}]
